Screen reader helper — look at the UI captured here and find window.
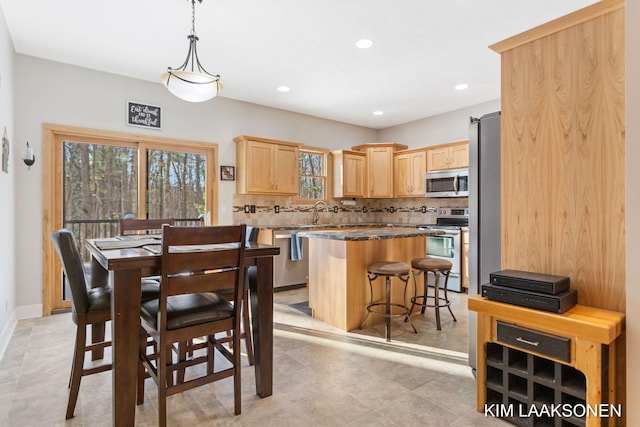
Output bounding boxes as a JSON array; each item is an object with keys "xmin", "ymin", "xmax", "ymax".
[
  {"xmin": 298, "ymin": 149, "xmax": 327, "ymax": 201},
  {"xmin": 43, "ymin": 124, "xmax": 218, "ymax": 314}
]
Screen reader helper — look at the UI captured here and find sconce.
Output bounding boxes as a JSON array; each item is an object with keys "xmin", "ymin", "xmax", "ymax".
[{"xmin": 23, "ymin": 141, "xmax": 35, "ymax": 169}]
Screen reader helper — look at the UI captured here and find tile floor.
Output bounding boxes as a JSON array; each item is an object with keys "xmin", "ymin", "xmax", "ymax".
[{"xmin": 0, "ymin": 288, "xmax": 510, "ymax": 426}]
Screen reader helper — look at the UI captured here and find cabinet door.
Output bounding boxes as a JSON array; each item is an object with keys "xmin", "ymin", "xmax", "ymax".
[
  {"xmin": 427, "ymin": 147, "xmax": 451, "ymax": 171},
  {"xmin": 409, "ymin": 150, "xmax": 426, "ymax": 195},
  {"xmin": 343, "ymin": 152, "xmax": 366, "ymax": 197},
  {"xmin": 245, "ymin": 141, "xmax": 275, "ymax": 193},
  {"xmin": 394, "ymin": 153, "xmax": 410, "ymax": 197},
  {"xmin": 449, "ymin": 143, "xmax": 469, "ymax": 169},
  {"xmin": 273, "ymin": 144, "xmax": 299, "ymax": 194},
  {"xmin": 367, "ymin": 147, "xmax": 393, "ymax": 198}
]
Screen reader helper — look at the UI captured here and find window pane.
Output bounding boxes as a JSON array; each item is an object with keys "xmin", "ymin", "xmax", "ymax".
[
  {"xmin": 63, "ymin": 141, "xmax": 138, "ymax": 243},
  {"xmin": 299, "ymin": 152, "xmax": 324, "ymax": 176},
  {"xmin": 62, "ymin": 141, "xmax": 138, "ymax": 299},
  {"xmin": 299, "ymin": 177, "xmax": 325, "ymax": 200},
  {"xmin": 146, "ymin": 149, "xmax": 206, "ymax": 224},
  {"xmin": 299, "ymin": 151, "xmax": 325, "ymax": 200}
]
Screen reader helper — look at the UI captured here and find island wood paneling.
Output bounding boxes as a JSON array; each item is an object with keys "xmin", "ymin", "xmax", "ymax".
[
  {"xmin": 308, "ymin": 236, "xmax": 425, "ymax": 331},
  {"xmin": 494, "ymin": 0, "xmax": 625, "ymax": 313}
]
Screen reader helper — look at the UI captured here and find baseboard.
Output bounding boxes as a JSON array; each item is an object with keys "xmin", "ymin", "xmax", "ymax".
[
  {"xmin": 16, "ymin": 303, "xmax": 42, "ymax": 320},
  {"xmin": 0, "ymin": 311, "xmax": 17, "ymax": 363}
]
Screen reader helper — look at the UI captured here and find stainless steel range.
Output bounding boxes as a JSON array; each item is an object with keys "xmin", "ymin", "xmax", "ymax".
[{"xmin": 417, "ymin": 207, "xmax": 469, "ymax": 292}]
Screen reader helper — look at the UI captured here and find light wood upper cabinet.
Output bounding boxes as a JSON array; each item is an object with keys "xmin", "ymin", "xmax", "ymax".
[
  {"xmin": 234, "ymin": 135, "xmax": 300, "ymax": 195},
  {"xmin": 352, "ymin": 142, "xmax": 407, "ymax": 198},
  {"xmin": 426, "ymin": 140, "xmax": 469, "ymax": 171},
  {"xmin": 394, "ymin": 148, "xmax": 427, "ymax": 197},
  {"xmin": 332, "ymin": 150, "xmax": 366, "ymax": 198}
]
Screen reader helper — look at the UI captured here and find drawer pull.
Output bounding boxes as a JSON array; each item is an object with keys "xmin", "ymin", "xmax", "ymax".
[{"xmin": 516, "ymin": 337, "xmax": 539, "ymax": 347}]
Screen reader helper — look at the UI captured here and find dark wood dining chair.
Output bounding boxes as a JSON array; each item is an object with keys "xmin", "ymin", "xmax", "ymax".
[
  {"xmin": 137, "ymin": 225, "xmax": 247, "ymax": 426},
  {"xmin": 120, "ymin": 218, "xmax": 174, "ymax": 235},
  {"xmin": 50, "ymin": 228, "xmax": 160, "ymax": 419},
  {"xmin": 50, "ymin": 229, "xmax": 113, "ymax": 420},
  {"xmin": 178, "ymin": 226, "xmax": 257, "ymax": 375}
]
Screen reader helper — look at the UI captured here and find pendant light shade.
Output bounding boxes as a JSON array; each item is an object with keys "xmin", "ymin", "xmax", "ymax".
[{"xmin": 162, "ymin": 0, "xmax": 221, "ymax": 102}]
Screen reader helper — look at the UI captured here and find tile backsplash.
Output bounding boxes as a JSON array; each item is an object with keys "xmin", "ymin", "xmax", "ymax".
[{"xmin": 232, "ymin": 194, "xmax": 467, "ymax": 227}]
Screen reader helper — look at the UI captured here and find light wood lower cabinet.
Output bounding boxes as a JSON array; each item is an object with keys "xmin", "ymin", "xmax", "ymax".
[
  {"xmin": 308, "ymin": 236, "xmax": 425, "ymax": 331},
  {"xmin": 468, "ymin": 296, "xmax": 624, "ymax": 427}
]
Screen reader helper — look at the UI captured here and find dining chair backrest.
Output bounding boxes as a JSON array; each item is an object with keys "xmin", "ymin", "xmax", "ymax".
[
  {"xmin": 50, "ymin": 229, "xmax": 90, "ymax": 314},
  {"xmin": 160, "ymin": 224, "xmax": 247, "ymax": 317},
  {"xmin": 246, "ymin": 226, "xmax": 259, "ymax": 244},
  {"xmin": 121, "ymin": 218, "xmax": 174, "ymax": 235}
]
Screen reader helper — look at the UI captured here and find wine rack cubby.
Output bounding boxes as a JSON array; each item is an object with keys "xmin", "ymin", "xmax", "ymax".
[
  {"xmin": 468, "ymin": 296, "xmax": 624, "ymax": 427},
  {"xmin": 485, "ymin": 342, "xmax": 587, "ymax": 426}
]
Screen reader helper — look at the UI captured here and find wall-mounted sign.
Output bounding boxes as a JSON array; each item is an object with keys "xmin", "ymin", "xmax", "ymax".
[{"xmin": 127, "ymin": 101, "xmax": 162, "ymax": 130}]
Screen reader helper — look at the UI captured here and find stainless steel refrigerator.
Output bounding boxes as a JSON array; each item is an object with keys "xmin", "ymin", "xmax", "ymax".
[{"xmin": 468, "ymin": 111, "xmax": 501, "ymax": 372}]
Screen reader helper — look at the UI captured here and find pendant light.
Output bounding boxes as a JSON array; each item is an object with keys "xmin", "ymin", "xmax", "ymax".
[{"xmin": 161, "ymin": 0, "xmax": 222, "ymax": 102}]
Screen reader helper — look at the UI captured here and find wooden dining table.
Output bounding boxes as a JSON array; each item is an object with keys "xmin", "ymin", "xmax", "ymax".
[{"xmin": 86, "ymin": 238, "xmax": 280, "ymax": 427}]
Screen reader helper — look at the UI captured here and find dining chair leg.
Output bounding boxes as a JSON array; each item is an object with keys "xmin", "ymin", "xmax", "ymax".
[
  {"xmin": 137, "ymin": 327, "xmax": 147, "ymax": 405},
  {"xmin": 166, "ymin": 346, "xmax": 175, "ymax": 386},
  {"xmin": 66, "ymin": 321, "xmax": 87, "ymax": 419},
  {"xmin": 91, "ymin": 321, "xmax": 106, "ymax": 361},
  {"xmin": 207, "ymin": 336, "xmax": 215, "ymax": 375},
  {"xmin": 176, "ymin": 342, "xmax": 187, "ymax": 384},
  {"xmin": 242, "ymin": 290, "xmax": 255, "ymax": 366},
  {"xmin": 158, "ymin": 343, "xmax": 168, "ymax": 427},
  {"xmin": 233, "ymin": 331, "xmax": 242, "ymax": 415}
]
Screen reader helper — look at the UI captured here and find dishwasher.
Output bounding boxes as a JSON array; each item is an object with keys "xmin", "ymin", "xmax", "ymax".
[{"xmin": 273, "ymin": 230, "xmax": 309, "ymax": 289}]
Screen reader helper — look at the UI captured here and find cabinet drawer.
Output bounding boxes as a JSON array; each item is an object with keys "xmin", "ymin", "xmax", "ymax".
[{"xmin": 496, "ymin": 321, "xmax": 571, "ymax": 362}]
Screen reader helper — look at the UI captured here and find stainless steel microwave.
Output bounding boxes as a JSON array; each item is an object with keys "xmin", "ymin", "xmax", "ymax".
[{"xmin": 425, "ymin": 168, "xmax": 469, "ymax": 197}]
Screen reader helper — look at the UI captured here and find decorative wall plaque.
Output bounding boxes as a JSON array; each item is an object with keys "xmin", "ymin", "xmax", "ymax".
[{"xmin": 127, "ymin": 101, "xmax": 162, "ymax": 129}]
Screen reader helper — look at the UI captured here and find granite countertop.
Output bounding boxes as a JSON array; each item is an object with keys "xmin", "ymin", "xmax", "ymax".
[
  {"xmin": 255, "ymin": 223, "xmax": 434, "ymax": 231},
  {"xmin": 296, "ymin": 227, "xmax": 444, "ymax": 241}
]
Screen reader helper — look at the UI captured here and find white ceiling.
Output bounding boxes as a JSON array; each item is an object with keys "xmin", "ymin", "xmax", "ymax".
[{"xmin": 1, "ymin": 0, "xmax": 599, "ymax": 129}]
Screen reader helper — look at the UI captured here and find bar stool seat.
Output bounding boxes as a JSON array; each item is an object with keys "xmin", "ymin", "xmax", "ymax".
[
  {"xmin": 360, "ymin": 261, "xmax": 417, "ymax": 341},
  {"xmin": 409, "ymin": 256, "xmax": 457, "ymax": 330}
]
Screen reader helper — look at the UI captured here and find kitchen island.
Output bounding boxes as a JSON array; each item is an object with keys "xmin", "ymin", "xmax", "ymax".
[{"xmin": 298, "ymin": 227, "xmax": 442, "ymax": 331}]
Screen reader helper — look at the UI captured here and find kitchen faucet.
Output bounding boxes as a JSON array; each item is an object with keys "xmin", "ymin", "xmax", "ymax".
[{"xmin": 312, "ymin": 200, "xmax": 329, "ymax": 225}]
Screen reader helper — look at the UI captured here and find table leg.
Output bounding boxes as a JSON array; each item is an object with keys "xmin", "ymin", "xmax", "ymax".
[
  {"xmin": 249, "ymin": 257, "xmax": 273, "ymax": 397},
  {"xmin": 110, "ymin": 268, "xmax": 142, "ymax": 427},
  {"xmin": 90, "ymin": 257, "xmax": 108, "ymax": 360}
]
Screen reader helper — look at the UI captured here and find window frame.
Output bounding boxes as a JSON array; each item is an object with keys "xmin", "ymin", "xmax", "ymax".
[
  {"xmin": 42, "ymin": 123, "xmax": 218, "ymax": 315},
  {"xmin": 296, "ymin": 146, "xmax": 330, "ymax": 203}
]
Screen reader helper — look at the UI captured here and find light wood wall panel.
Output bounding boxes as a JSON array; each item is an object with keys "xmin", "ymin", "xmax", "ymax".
[{"xmin": 496, "ymin": 1, "xmax": 625, "ymax": 312}]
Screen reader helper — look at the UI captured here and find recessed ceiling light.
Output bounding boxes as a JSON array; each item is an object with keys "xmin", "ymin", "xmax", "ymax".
[
  {"xmin": 277, "ymin": 86, "xmax": 290, "ymax": 92},
  {"xmin": 356, "ymin": 39, "xmax": 374, "ymax": 49},
  {"xmin": 373, "ymin": 111, "xmax": 384, "ymax": 116},
  {"xmin": 454, "ymin": 83, "xmax": 469, "ymax": 91}
]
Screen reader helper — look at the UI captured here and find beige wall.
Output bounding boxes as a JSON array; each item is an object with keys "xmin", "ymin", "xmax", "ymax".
[
  {"xmin": 12, "ymin": 55, "xmax": 376, "ymax": 314},
  {"xmin": 378, "ymin": 99, "xmax": 500, "ymax": 148},
  {"xmin": 0, "ymin": 3, "xmax": 16, "ymax": 355}
]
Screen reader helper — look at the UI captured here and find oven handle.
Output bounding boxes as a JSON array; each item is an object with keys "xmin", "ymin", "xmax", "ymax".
[{"xmin": 421, "ymin": 228, "xmax": 461, "ymax": 236}]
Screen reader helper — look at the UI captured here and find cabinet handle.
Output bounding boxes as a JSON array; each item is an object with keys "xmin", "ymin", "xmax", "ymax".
[{"xmin": 516, "ymin": 337, "xmax": 540, "ymax": 347}]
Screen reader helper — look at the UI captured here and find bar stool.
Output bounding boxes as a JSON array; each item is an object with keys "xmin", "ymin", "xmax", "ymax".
[
  {"xmin": 360, "ymin": 261, "xmax": 417, "ymax": 341},
  {"xmin": 409, "ymin": 257, "xmax": 457, "ymax": 330}
]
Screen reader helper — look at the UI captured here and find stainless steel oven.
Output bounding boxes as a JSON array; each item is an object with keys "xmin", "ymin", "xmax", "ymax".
[{"xmin": 417, "ymin": 207, "xmax": 468, "ymax": 292}]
